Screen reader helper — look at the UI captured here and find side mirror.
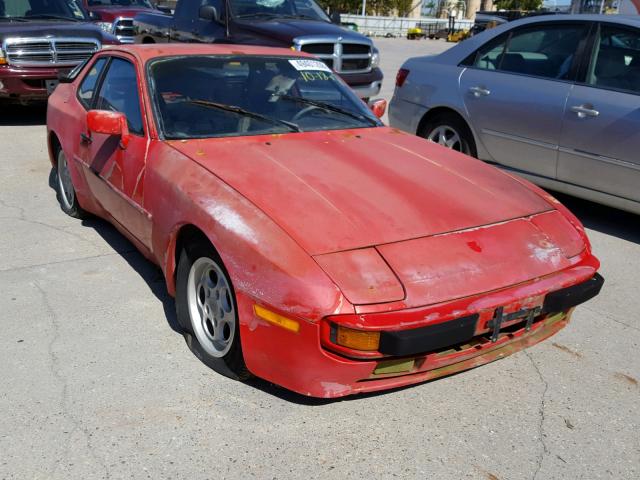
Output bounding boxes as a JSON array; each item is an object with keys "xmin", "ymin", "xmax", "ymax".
[
  {"xmin": 368, "ymin": 98, "xmax": 387, "ymax": 119},
  {"xmin": 330, "ymin": 11, "xmax": 341, "ymax": 25},
  {"xmin": 199, "ymin": 5, "xmax": 220, "ymax": 22},
  {"xmin": 87, "ymin": 110, "xmax": 130, "ymax": 149}
]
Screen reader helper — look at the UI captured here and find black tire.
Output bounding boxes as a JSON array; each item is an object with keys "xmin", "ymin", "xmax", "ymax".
[
  {"xmin": 419, "ymin": 112, "xmax": 477, "ymax": 157},
  {"xmin": 54, "ymin": 149, "xmax": 88, "ymax": 218},
  {"xmin": 175, "ymin": 239, "xmax": 250, "ymax": 381}
]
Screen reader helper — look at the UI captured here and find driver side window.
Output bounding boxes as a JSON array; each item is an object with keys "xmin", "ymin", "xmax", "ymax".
[{"xmin": 95, "ymin": 58, "xmax": 144, "ymax": 136}]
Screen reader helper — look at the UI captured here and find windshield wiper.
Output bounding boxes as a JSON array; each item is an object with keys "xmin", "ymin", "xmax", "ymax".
[
  {"xmin": 187, "ymin": 100, "xmax": 301, "ymax": 133},
  {"xmin": 279, "ymin": 14, "xmax": 325, "ymax": 21},
  {"xmin": 0, "ymin": 17, "xmax": 29, "ymax": 22},
  {"xmin": 235, "ymin": 12, "xmax": 280, "ymax": 19},
  {"xmin": 276, "ymin": 94, "xmax": 379, "ymax": 127},
  {"xmin": 18, "ymin": 14, "xmax": 82, "ymax": 21}
]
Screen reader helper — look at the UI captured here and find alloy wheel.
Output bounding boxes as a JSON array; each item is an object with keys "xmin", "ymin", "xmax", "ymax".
[{"xmin": 186, "ymin": 257, "xmax": 236, "ymax": 358}]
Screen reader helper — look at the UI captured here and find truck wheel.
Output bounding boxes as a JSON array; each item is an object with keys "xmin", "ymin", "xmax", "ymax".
[
  {"xmin": 176, "ymin": 239, "xmax": 250, "ymax": 381},
  {"xmin": 55, "ymin": 149, "xmax": 87, "ymax": 218}
]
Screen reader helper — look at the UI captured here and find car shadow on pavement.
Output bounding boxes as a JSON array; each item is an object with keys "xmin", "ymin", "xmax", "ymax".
[
  {"xmin": 0, "ymin": 103, "xmax": 47, "ymax": 126},
  {"xmin": 81, "ymin": 216, "xmax": 184, "ymax": 334},
  {"xmin": 551, "ymin": 192, "xmax": 640, "ymax": 245}
]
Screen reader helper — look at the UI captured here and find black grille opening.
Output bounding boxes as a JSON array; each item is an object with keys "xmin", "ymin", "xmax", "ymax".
[
  {"xmin": 343, "ymin": 44, "xmax": 370, "ymax": 55},
  {"xmin": 301, "ymin": 44, "xmax": 333, "ymax": 54},
  {"xmin": 341, "ymin": 59, "xmax": 370, "ymax": 71}
]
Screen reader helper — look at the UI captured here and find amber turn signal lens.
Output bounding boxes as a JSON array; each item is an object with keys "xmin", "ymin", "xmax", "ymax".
[
  {"xmin": 254, "ymin": 305, "xmax": 300, "ymax": 333},
  {"xmin": 336, "ymin": 325, "xmax": 380, "ymax": 351}
]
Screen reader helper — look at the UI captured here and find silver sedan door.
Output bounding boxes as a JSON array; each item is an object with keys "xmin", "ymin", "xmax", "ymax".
[
  {"xmin": 558, "ymin": 23, "xmax": 640, "ymax": 207},
  {"xmin": 460, "ymin": 22, "xmax": 588, "ymax": 179}
]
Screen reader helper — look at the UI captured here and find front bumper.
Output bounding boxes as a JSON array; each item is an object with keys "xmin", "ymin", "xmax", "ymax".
[
  {"xmin": 339, "ymin": 67, "xmax": 383, "ymax": 99},
  {"xmin": 239, "ymin": 255, "xmax": 602, "ymax": 398},
  {"xmin": 0, "ymin": 65, "xmax": 63, "ymax": 102}
]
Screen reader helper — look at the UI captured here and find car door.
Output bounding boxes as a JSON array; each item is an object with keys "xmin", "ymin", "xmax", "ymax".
[
  {"xmin": 557, "ymin": 22, "xmax": 640, "ymax": 205},
  {"xmin": 173, "ymin": 0, "xmax": 226, "ymax": 43},
  {"xmin": 77, "ymin": 55, "xmax": 153, "ymax": 247},
  {"xmin": 459, "ymin": 22, "xmax": 589, "ymax": 179}
]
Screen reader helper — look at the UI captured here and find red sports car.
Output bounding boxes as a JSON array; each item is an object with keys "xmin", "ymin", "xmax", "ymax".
[{"xmin": 46, "ymin": 44, "xmax": 603, "ymax": 398}]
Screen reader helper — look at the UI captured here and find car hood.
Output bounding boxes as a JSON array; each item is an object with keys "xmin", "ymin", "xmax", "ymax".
[
  {"xmin": 169, "ymin": 127, "xmax": 552, "ymax": 256},
  {"xmin": 0, "ymin": 22, "xmax": 105, "ymax": 42},
  {"xmin": 233, "ymin": 18, "xmax": 369, "ymax": 46},
  {"xmin": 88, "ymin": 7, "xmax": 154, "ymax": 22}
]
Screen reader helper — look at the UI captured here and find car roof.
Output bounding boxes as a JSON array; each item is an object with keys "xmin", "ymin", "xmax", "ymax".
[
  {"xmin": 429, "ymin": 13, "xmax": 640, "ymax": 65},
  {"xmin": 99, "ymin": 43, "xmax": 314, "ymax": 62}
]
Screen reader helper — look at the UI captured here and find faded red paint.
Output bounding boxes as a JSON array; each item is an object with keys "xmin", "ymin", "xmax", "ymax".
[{"xmin": 47, "ymin": 45, "xmax": 602, "ymax": 398}]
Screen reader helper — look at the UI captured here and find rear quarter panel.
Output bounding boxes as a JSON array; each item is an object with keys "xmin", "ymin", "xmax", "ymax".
[{"xmin": 389, "ymin": 55, "xmax": 489, "ymax": 160}]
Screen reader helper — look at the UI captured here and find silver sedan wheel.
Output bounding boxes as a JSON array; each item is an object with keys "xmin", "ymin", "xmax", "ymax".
[
  {"xmin": 57, "ymin": 152, "xmax": 75, "ymax": 210},
  {"xmin": 187, "ymin": 257, "xmax": 236, "ymax": 358},
  {"xmin": 427, "ymin": 125, "xmax": 468, "ymax": 154}
]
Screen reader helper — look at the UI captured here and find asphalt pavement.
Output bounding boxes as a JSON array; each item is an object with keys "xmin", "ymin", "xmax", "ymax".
[{"xmin": 1, "ymin": 39, "xmax": 638, "ymax": 480}]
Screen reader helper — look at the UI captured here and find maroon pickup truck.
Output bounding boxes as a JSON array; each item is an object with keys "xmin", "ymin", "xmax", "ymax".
[
  {"xmin": 83, "ymin": 0, "xmax": 157, "ymax": 44},
  {"xmin": 0, "ymin": 0, "xmax": 118, "ymax": 104}
]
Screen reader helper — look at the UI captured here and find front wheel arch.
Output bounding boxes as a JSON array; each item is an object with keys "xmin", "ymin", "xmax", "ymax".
[{"xmin": 417, "ymin": 107, "xmax": 478, "ymax": 158}]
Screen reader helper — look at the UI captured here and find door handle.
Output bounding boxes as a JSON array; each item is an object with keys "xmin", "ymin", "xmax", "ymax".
[
  {"xmin": 570, "ymin": 104, "xmax": 599, "ymax": 118},
  {"xmin": 80, "ymin": 132, "xmax": 92, "ymax": 145},
  {"xmin": 469, "ymin": 86, "xmax": 491, "ymax": 97}
]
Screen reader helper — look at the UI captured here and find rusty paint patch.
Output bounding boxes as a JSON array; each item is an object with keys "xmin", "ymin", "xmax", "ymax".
[
  {"xmin": 552, "ymin": 342, "xmax": 583, "ymax": 358},
  {"xmin": 195, "ymin": 149, "xmax": 205, "ymax": 157},
  {"xmin": 614, "ymin": 372, "xmax": 638, "ymax": 386}
]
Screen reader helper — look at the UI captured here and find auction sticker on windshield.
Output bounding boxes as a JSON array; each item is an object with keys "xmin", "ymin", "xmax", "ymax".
[{"xmin": 289, "ymin": 59, "xmax": 332, "ymax": 72}]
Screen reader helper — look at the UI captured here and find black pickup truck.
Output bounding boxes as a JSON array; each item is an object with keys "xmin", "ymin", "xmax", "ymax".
[
  {"xmin": 134, "ymin": 0, "xmax": 382, "ymax": 98},
  {"xmin": 0, "ymin": 0, "xmax": 118, "ymax": 104}
]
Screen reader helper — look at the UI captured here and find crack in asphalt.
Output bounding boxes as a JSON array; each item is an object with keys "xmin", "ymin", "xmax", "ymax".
[
  {"xmin": 525, "ymin": 350, "xmax": 549, "ymax": 480},
  {"xmin": 0, "ymin": 251, "xmax": 136, "ymax": 274},
  {"xmin": 582, "ymin": 305, "xmax": 640, "ymax": 333},
  {"xmin": 0, "ymin": 197, "xmax": 101, "ymax": 249},
  {"xmin": 33, "ymin": 281, "xmax": 111, "ymax": 479}
]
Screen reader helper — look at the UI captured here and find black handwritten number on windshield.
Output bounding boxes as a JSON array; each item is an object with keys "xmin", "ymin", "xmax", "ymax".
[{"xmin": 300, "ymin": 71, "xmax": 331, "ymax": 82}]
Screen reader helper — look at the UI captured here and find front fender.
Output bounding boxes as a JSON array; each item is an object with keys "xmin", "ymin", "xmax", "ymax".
[{"xmin": 145, "ymin": 141, "xmax": 352, "ymax": 322}]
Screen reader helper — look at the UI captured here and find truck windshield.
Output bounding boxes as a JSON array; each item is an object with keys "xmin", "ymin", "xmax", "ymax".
[
  {"xmin": 86, "ymin": 0, "xmax": 153, "ymax": 7},
  {"xmin": 230, "ymin": 0, "xmax": 330, "ymax": 22},
  {"xmin": 149, "ymin": 55, "xmax": 380, "ymax": 139},
  {"xmin": 0, "ymin": 0, "xmax": 88, "ymax": 20}
]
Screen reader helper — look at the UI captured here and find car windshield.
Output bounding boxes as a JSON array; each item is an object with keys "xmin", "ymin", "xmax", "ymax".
[
  {"xmin": 230, "ymin": 0, "xmax": 329, "ymax": 22},
  {"xmin": 149, "ymin": 55, "xmax": 380, "ymax": 139},
  {"xmin": 0, "ymin": 0, "xmax": 87, "ymax": 20},
  {"xmin": 86, "ymin": 0, "xmax": 152, "ymax": 7}
]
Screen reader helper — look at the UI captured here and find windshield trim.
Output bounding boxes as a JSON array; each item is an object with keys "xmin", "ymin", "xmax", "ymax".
[{"xmin": 146, "ymin": 54, "xmax": 379, "ymax": 141}]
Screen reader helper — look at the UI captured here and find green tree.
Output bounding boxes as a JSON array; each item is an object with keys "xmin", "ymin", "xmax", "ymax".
[{"xmin": 493, "ymin": 0, "xmax": 543, "ymax": 10}]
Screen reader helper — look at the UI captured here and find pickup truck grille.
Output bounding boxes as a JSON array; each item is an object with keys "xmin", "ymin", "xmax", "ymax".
[
  {"xmin": 293, "ymin": 37, "xmax": 372, "ymax": 74},
  {"xmin": 3, "ymin": 38, "xmax": 101, "ymax": 67},
  {"xmin": 113, "ymin": 17, "xmax": 135, "ymax": 44}
]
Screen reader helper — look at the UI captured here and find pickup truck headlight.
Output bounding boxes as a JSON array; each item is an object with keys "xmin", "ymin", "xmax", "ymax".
[
  {"xmin": 371, "ymin": 49, "xmax": 380, "ymax": 68},
  {"xmin": 0, "ymin": 49, "xmax": 6, "ymax": 65},
  {"xmin": 96, "ymin": 22, "xmax": 114, "ymax": 34}
]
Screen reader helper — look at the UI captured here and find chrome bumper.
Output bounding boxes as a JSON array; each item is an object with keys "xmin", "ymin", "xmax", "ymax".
[{"xmin": 351, "ymin": 80, "xmax": 382, "ymax": 99}]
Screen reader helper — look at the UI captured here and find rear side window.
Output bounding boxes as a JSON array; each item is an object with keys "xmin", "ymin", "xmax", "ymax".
[
  {"xmin": 469, "ymin": 24, "xmax": 585, "ymax": 80},
  {"xmin": 95, "ymin": 58, "xmax": 144, "ymax": 135},
  {"xmin": 78, "ymin": 58, "xmax": 107, "ymax": 108},
  {"xmin": 587, "ymin": 24, "xmax": 640, "ymax": 94}
]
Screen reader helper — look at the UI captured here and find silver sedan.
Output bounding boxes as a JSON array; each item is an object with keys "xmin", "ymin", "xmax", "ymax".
[{"xmin": 389, "ymin": 14, "xmax": 640, "ymax": 215}]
